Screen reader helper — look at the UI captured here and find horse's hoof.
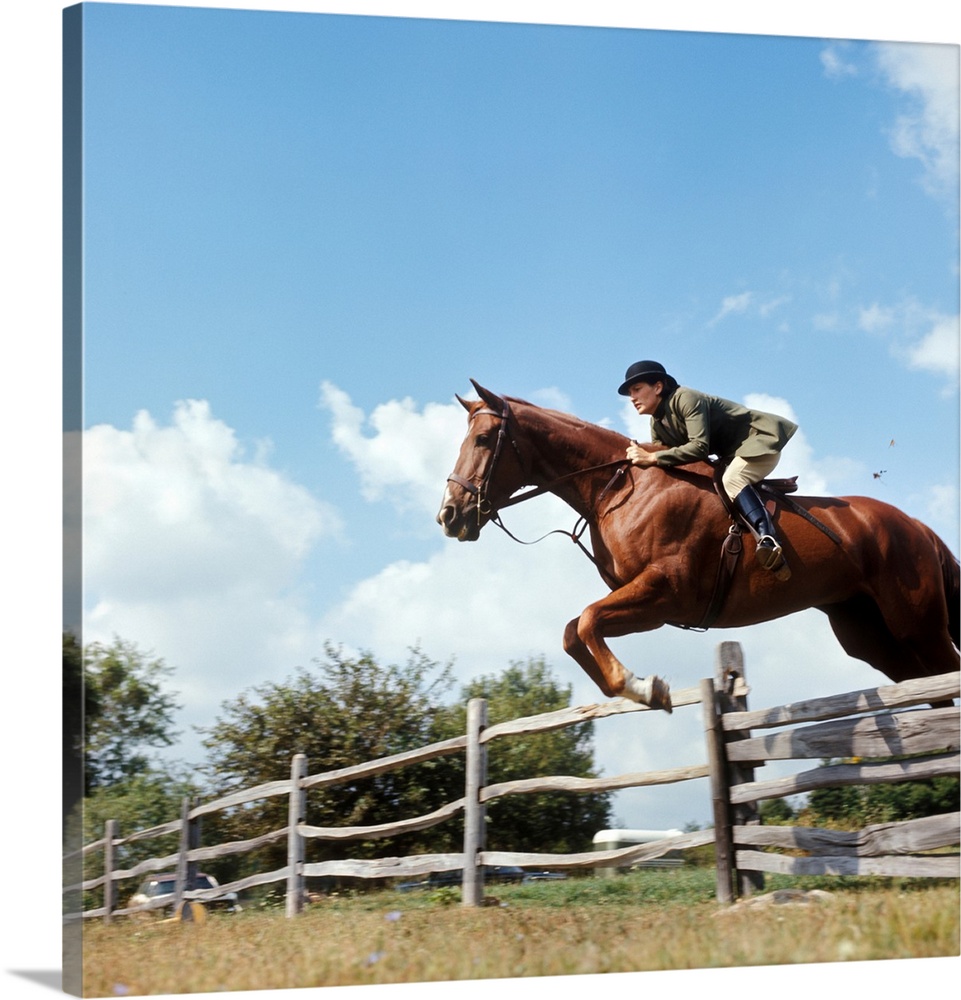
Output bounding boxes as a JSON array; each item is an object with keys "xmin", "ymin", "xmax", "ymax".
[
  {"xmin": 648, "ymin": 675, "xmax": 673, "ymax": 714},
  {"xmin": 620, "ymin": 671, "xmax": 672, "ymax": 712}
]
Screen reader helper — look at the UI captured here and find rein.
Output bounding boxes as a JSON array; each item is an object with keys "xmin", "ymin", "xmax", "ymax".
[
  {"xmin": 489, "ymin": 463, "xmax": 631, "ymax": 591},
  {"xmin": 448, "ymin": 398, "xmax": 631, "ymax": 588}
]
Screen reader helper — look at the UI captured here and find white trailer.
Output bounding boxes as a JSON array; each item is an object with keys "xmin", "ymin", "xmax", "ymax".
[{"xmin": 592, "ymin": 828, "xmax": 686, "ymax": 875}]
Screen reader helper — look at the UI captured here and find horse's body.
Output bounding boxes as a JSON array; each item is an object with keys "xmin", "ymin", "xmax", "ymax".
[{"xmin": 437, "ymin": 382, "xmax": 960, "ymax": 712}]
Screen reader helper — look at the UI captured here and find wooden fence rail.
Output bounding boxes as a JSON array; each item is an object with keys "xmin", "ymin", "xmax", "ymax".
[
  {"xmin": 712, "ymin": 658, "xmax": 960, "ymax": 887},
  {"xmin": 64, "ymin": 644, "xmax": 959, "ymax": 922}
]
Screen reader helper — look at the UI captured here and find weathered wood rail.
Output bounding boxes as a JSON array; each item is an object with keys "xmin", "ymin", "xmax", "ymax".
[
  {"xmin": 708, "ymin": 649, "xmax": 960, "ymax": 889},
  {"xmin": 64, "ymin": 643, "xmax": 959, "ymax": 921},
  {"xmin": 65, "ymin": 680, "xmax": 711, "ymax": 919}
]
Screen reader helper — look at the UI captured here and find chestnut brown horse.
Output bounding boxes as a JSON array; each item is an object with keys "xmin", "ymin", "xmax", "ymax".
[{"xmin": 437, "ymin": 381, "xmax": 959, "ymax": 713}]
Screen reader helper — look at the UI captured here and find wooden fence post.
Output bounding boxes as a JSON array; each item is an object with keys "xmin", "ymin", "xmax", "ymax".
[
  {"xmin": 715, "ymin": 642, "xmax": 764, "ymax": 898},
  {"xmin": 700, "ymin": 677, "xmax": 733, "ymax": 905},
  {"xmin": 462, "ymin": 698, "xmax": 488, "ymax": 907},
  {"xmin": 173, "ymin": 797, "xmax": 191, "ymax": 914},
  {"xmin": 187, "ymin": 796, "xmax": 201, "ymax": 892},
  {"xmin": 102, "ymin": 819, "xmax": 118, "ymax": 924},
  {"xmin": 286, "ymin": 753, "xmax": 308, "ymax": 917}
]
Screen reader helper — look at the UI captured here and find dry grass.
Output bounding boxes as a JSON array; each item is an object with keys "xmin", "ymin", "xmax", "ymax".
[{"xmin": 79, "ymin": 875, "xmax": 960, "ymax": 997}]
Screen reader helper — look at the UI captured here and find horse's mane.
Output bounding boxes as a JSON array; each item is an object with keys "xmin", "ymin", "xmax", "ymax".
[{"xmin": 503, "ymin": 395, "xmax": 631, "ymax": 446}]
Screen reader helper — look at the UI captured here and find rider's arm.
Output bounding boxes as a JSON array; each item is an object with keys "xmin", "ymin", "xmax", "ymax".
[{"xmin": 651, "ymin": 390, "xmax": 712, "ymax": 466}]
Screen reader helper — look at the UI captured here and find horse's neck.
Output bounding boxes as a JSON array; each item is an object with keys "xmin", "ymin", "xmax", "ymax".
[{"xmin": 521, "ymin": 406, "xmax": 629, "ymax": 512}]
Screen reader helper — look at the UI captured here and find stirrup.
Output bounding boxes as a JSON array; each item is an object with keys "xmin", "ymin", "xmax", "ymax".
[{"xmin": 756, "ymin": 536, "xmax": 791, "ymax": 581}]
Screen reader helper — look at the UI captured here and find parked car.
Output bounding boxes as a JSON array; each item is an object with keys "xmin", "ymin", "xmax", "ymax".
[
  {"xmin": 519, "ymin": 868, "xmax": 568, "ymax": 882},
  {"xmin": 128, "ymin": 873, "xmax": 242, "ymax": 913},
  {"xmin": 397, "ymin": 865, "xmax": 566, "ymax": 892}
]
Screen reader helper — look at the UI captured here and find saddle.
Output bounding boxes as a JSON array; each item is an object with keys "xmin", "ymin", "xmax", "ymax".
[
  {"xmin": 759, "ymin": 476, "xmax": 798, "ymax": 495},
  {"xmin": 712, "ymin": 470, "xmax": 798, "ymax": 524}
]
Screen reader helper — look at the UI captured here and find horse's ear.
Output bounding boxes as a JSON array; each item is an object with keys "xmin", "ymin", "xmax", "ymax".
[
  {"xmin": 455, "ymin": 393, "xmax": 472, "ymax": 412},
  {"xmin": 469, "ymin": 379, "xmax": 504, "ymax": 410}
]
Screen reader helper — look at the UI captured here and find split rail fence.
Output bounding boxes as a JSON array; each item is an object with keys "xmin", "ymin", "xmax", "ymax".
[{"xmin": 64, "ymin": 642, "xmax": 959, "ymax": 921}]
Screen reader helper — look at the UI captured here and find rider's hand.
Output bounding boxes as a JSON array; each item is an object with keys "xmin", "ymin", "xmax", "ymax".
[{"xmin": 626, "ymin": 442, "xmax": 658, "ymax": 467}]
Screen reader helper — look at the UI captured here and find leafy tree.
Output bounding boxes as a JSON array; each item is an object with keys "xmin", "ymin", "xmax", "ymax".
[
  {"xmin": 197, "ymin": 645, "xmax": 460, "ymax": 880},
  {"xmin": 864, "ymin": 774, "xmax": 959, "ymax": 822},
  {"xmin": 758, "ymin": 797, "xmax": 795, "ymax": 824},
  {"xmin": 803, "ymin": 757, "xmax": 959, "ymax": 828},
  {"xmin": 83, "ymin": 637, "xmax": 182, "ymax": 792},
  {"xmin": 436, "ymin": 656, "xmax": 613, "ymax": 854},
  {"xmin": 63, "ymin": 632, "xmax": 85, "ymax": 828},
  {"xmin": 197, "ymin": 648, "xmax": 612, "ymax": 893}
]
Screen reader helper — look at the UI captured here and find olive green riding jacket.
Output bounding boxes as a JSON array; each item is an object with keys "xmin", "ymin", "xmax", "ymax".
[{"xmin": 648, "ymin": 386, "xmax": 797, "ymax": 467}]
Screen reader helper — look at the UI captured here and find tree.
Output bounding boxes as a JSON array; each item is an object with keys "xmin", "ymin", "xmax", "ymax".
[
  {"xmin": 197, "ymin": 648, "xmax": 612, "ymax": 892},
  {"xmin": 197, "ymin": 644, "xmax": 460, "ymax": 880},
  {"xmin": 803, "ymin": 757, "xmax": 959, "ymax": 828},
  {"xmin": 63, "ymin": 632, "xmax": 84, "ymax": 828},
  {"xmin": 437, "ymin": 657, "xmax": 613, "ymax": 853},
  {"xmin": 83, "ymin": 637, "xmax": 182, "ymax": 793},
  {"xmin": 758, "ymin": 797, "xmax": 795, "ymax": 824}
]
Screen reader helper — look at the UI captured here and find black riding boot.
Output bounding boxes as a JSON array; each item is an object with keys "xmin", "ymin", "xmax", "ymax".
[{"xmin": 733, "ymin": 485, "xmax": 791, "ymax": 581}]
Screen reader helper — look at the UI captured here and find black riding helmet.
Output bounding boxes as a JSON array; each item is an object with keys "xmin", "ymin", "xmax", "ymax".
[{"xmin": 617, "ymin": 360, "xmax": 679, "ymax": 396}]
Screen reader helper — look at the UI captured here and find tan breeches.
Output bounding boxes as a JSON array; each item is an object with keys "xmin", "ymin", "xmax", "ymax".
[{"xmin": 721, "ymin": 453, "xmax": 781, "ymax": 499}]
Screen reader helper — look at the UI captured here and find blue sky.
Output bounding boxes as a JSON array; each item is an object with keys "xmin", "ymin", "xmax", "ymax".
[
  {"xmin": 68, "ymin": 3, "xmax": 961, "ymax": 839},
  {"xmin": 3, "ymin": 2, "xmax": 959, "ymax": 998}
]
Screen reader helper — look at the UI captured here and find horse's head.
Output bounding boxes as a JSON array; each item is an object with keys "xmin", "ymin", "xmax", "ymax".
[{"xmin": 436, "ymin": 380, "xmax": 530, "ymax": 541}]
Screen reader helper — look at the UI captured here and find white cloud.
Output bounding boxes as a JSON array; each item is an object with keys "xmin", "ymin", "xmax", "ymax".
[
  {"xmin": 874, "ymin": 41, "xmax": 960, "ymax": 205},
  {"xmin": 709, "ymin": 291, "xmax": 753, "ymax": 326},
  {"xmin": 743, "ymin": 393, "xmax": 837, "ymax": 495},
  {"xmin": 84, "ymin": 400, "xmax": 338, "ymax": 590},
  {"xmin": 529, "ymin": 386, "xmax": 575, "ymax": 412},
  {"xmin": 81, "ymin": 399, "xmax": 342, "ymax": 720},
  {"xmin": 708, "ymin": 291, "xmax": 790, "ymax": 327},
  {"xmin": 820, "ymin": 41, "xmax": 859, "ymax": 80},
  {"xmin": 758, "ymin": 294, "xmax": 791, "ymax": 318},
  {"xmin": 318, "ymin": 380, "xmax": 465, "ymax": 514},
  {"xmin": 858, "ymin": 302, "xmax": 896, "ymax": 333},
  {"xmin": 916, "ymin": 483, "xmax": 961, "ymax": 539},
  {"xmin": 854, "ymin": 299, "xmax": 959, "ymax": 385},
  {"xmin": 905, "ymin": 313, "xmax": 961, "ymax": 378}
]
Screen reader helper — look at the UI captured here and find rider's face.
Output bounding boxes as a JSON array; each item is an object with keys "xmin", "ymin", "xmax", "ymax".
[{"xmin": 628, "ymin": 380, "xmax": 663, "ymax": 416}]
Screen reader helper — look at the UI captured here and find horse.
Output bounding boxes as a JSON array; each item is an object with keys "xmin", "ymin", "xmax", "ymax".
[{"xmin": 436, "ymin": 380, "xmax": 960, "ymax": 713}]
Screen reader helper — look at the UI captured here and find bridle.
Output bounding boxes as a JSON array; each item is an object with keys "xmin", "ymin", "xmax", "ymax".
[
  {"xmin": 446, "ymin": 395, "xmax": 526, "ymax": 519},
  {"xmin": 446, "ymin": 396, "xmax": 632, "ymax": 584}
]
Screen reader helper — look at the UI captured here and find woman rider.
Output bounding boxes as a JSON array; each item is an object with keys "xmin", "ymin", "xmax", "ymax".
[{"xmin": 618, "ymin": 360, "xmax": 797, "ymax": 580}]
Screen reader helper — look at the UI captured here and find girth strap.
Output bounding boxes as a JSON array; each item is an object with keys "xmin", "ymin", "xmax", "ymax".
[{"xmin": 670, "ymin": 526, "xmax": 743, "ymax": 632}]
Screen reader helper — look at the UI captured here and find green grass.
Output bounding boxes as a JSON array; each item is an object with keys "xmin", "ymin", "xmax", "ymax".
[{"xmin": 80, "ymin": 869, "xmax": 959, "ymax": 997}]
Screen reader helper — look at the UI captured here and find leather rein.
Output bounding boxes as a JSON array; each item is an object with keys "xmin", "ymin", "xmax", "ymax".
[{"xmin": 447, "ymin": 398, "xmax": 631, "ymax": 586}]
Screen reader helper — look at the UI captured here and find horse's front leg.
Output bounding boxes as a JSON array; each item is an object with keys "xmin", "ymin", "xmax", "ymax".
[
  {"xmin": 564, "ymin": 574, "xmax": 674, "ymax": 713},
  {"xmin": 563, "ymin": 617, "xmax": 618, "ymax": 697}
]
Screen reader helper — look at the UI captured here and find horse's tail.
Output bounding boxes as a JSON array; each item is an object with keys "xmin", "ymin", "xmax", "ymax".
[{"xmin": 919, "ymin": 520, "xmax": 960, "ymax": 648}]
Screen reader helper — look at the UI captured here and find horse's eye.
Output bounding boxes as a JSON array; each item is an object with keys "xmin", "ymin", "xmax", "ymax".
[{"xmin": 475, "ymin": 433, "xmax": 492, "ymax": 448}]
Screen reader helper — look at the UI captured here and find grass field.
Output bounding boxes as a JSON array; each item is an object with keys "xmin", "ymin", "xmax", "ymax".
[{"xmin": 79, "ymin": 869, "xmax": 959, "ymax": 997}]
